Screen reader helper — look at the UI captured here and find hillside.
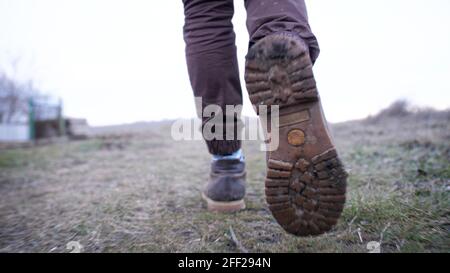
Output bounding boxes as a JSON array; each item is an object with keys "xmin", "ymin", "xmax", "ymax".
[{"xmin": 0, "ymin": 104, "xmax": 449, "ymax": 252}]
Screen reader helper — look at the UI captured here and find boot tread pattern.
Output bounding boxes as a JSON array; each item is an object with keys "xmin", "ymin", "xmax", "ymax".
[
  {"xmin": 245, "ymin": 33, "xmax": 348, "ymax": 236},
  {"xmin": 245, "ymin": 34, "xmax": 319, "ymax": 111},
  {"xmin": 265, "ymin": 151, "xmax": 347, "ymax": 236}
]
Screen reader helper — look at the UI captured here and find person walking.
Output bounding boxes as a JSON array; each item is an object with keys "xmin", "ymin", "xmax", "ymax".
[{"xmin": 182, "ymin": 0, "xmax": 347, "ymax": 236}]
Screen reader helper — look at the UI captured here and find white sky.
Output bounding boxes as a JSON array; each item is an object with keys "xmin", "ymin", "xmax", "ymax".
[{"xmin": 1, "ymin": 0, "xmax": 449, "ymax": 126}]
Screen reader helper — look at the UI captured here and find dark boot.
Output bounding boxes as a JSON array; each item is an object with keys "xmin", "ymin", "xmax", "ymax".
[
  {"xmin": 245, "ymin": 32, "xmax": 348, "ymax": 236},
  {"xmin": 202, "ymin": 159, "xmax": 246, "ymax": 212}
]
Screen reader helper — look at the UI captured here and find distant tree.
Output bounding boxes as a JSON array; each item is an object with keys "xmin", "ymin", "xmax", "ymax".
[
  {"xmin": 0, "ymin": 72, "xmax": 28, "ymax": 123},
  {"xmin": 0, "ymin": 69, "xmax": 45, "ymax": 124}
]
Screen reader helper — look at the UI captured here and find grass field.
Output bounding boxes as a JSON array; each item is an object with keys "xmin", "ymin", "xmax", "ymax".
[{"xmin": 0, "ymin": 103, "xmax": 449, "ymax": 253}]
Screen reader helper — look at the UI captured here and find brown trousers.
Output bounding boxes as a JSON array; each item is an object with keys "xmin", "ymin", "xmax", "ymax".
[{"xmin": 183, "ymin": 0, "xmax": 319, "ymax": 155}]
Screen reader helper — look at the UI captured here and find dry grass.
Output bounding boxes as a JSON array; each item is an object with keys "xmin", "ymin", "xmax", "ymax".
[{"xmin": 0, "ymin": 105, "xmax": 449, "ymax": 253}]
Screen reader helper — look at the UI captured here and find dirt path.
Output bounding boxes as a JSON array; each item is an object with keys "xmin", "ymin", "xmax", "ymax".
[{"xmin": 0, "ymin": 111, "xmax": 449, "ymax": 252}]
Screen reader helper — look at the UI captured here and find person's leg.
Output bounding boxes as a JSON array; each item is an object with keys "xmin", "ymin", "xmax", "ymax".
[
  {"xmin": 183, "ymin": 0, "xmax": 243, "ymax": 156},
  {"xmin": 183, "ymin": 0, "xmax": 246, "ymax": 212},
  {"xmin": 244, "ymin": 1, "xmax": 347, "ymax": 236},
  {"xmin": 245, "ymin": 0, "xmax": 320, "ymax": 63}
]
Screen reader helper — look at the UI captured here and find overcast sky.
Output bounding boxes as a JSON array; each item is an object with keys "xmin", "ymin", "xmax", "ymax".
[{"xmin": 1, "ymin": 0, "xmax": 449, "ymax": 126}]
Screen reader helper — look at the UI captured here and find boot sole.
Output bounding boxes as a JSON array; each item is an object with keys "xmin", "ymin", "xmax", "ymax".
[
  {"xmin": 201, "ymin": 192, "xmax": 246, "ymax": 213},
  {"xmin": 245, "ymin": 33, "xmax": 348, "ymax": 236}
]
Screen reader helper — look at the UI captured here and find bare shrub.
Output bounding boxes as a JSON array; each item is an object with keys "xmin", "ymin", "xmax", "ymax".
[
  {"xmin": 367, "ymin": 100, "xmax": 450, "ymax": 124},
  {"xmin": 0, "ymin": 72, "xmax": 31, "ymax": 123}
]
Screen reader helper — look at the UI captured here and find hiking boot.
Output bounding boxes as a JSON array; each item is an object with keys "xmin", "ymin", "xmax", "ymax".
[
  {"xmin": 202, "ymin": 159, "xmax": 246, "ymax": 212},
  {"xmin": 245, "ymin": 32, "xmax": 348, "ymax": 236}
]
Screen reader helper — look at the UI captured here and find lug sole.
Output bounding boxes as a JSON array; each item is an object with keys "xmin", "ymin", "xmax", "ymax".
[
  {"xmin": 201, "ymin": 192, "xmax": 246, "ymax": 213},
  {"xmin": 245, "ymin": 33, "xmax": 348, "ymax": 236}
]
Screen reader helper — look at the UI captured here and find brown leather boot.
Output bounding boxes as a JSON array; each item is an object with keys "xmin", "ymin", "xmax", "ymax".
[
  {"xmin": 202, "ymin": 159, "xmax": 246, "ymax": 212},
  {"xmin": 245, "ymin": 32, "xmax": 348, "ymax": 236}
]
